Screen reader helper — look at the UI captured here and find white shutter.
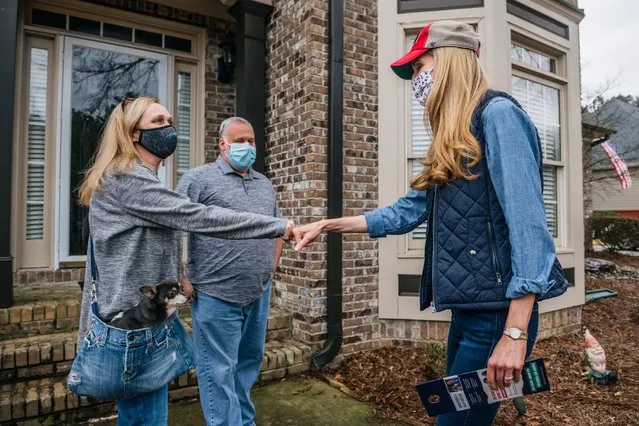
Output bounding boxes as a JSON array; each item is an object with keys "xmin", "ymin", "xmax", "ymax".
[
  {"xmin": 26, "ymin": 48, "xmax": 48, "ymax": 240},
  {"xmin": 176, "ymin": 71, "xmax": 191, "ymax": 184},
  {"xmin": 411, "ymin": 96, "xmax": 431, "ymax": 156},
  {"xmin": 542, "ymin": 166, "xmax": 558, "ymax": 237}
]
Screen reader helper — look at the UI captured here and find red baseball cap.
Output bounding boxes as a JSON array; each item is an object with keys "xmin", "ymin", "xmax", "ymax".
[{"xmin": 391, "ymin": 21, "xmax": 481, "ymax": 80}]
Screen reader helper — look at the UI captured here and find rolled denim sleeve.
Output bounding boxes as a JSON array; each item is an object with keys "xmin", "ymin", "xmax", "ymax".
[
  {"xmin": 483, "ymin": 98, "xmax": 557, "ymax": 299},
  {"xmin": 363, "ymin": 189, "xmax": 429, "ymax": 238}
]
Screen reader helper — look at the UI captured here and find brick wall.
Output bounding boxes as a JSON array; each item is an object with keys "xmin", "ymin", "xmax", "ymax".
[
  {"xmin": 379, "ymin": 306, "xmax": 582, "ymax": 347},
  {"xmin": 340, "ymin": 0, "xmax": 381, "ymax": 354},
  {"xmin": 265, "ymin": 0, "xmax": 330, "ymax": 350},
  {"xmin": 14, "ymin": 269, "xmax": 85, "ymax": 286},
  {"xmin": 265, "ymin": 0, "xmax": 380, "ymax": 354}
]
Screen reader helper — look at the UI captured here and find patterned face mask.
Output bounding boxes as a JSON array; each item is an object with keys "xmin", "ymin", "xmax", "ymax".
[
  {"xmin": 411, "ymin": 68, "xmax": 434, "ymax": 107},
  {"xmin": 136, "ymin": 125, "xmax": 178, "ymax": 159}
]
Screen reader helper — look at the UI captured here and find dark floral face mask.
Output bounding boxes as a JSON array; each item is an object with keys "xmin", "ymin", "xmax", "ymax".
[{"xmin": 136, "ymin": 125, "xmax": 178, "ymax": 159}]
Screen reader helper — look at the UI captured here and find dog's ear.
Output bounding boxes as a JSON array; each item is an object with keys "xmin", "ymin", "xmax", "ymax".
[{"xmin": 139, "ymin": 285, "xmax": 158, "ymax": 298}]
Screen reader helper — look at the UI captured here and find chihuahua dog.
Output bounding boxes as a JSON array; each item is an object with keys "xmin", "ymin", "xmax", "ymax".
[{"xmin": 109, "ymin": 282, "xmax": 189, "ymax": 330}]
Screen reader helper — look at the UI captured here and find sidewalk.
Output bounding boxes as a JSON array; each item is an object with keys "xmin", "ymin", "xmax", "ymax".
[{"xmin": 94, "ymin": 377, "xmax": 407, "ymax": 425}]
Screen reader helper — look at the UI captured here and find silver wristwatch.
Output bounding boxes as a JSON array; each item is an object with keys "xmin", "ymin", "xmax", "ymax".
[{"xmin": 503, "ymin": 327, "xmax": 528, "ymax": 341}]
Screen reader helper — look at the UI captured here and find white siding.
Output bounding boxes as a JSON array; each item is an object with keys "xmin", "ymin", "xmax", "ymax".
[{"xmin": 592, "ymin": 166, "xmax": 639, "ymax": 212}]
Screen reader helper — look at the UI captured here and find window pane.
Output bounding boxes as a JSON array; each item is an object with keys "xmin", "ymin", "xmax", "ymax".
[
  {"xmin": 510, "ymin": 43, "xmax": 556, "ymax": 73},
  {"xmin": 103, "ymin": 23, "xmax": 133, "ymax": 42},
  {"xmin": 135, "ymin": 29, "xmax": 163, "ymax": 47},
  {"xmin": 32, "ymin": 9, "xmax": 66, "ymax": 29},
  {"xmin": 69, "ymin": 46, "xmax": 160, "ymax": 255},
  {"xmin": 176, "ymin": 72, "xmax": 192, "ymax": 184},
  {"xmin": 512, "ymin": 76, "xmax": 561, "ymax": 238},
  {"xmin": 69, "ymin": 16, "xmax": 100, "ymax": 36},
  {"xmin": 26, "ymin": 48, "xmax": 48, "ymax": 240},
  {"xmin": 542, "ymin": 165, "xmax": 558, "ymax": 237},
  {"xmin": 511, "ymin": 76, "xmax": 561, "ymax": 161},
  {"xmin": 165, "ymin": 36, "xmax": 192, "ymax": 53}
]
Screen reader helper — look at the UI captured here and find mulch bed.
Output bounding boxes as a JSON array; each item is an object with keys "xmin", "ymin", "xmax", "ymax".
[{"xmin": 326, "ymin": 252, "xmax": 639, "ymax": 425}]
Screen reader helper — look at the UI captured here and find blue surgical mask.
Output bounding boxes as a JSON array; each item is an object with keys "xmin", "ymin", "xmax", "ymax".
[
  {"xmin": 411, "ymin": 68, "xmax": 434, "ymax": 107},
  {"xmin": 227, "ymin": 142, "xmax": 256, "ymax": 170}
]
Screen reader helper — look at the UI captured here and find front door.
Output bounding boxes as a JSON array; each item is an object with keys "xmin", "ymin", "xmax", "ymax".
[{"xmin": 58, "ymin": 37, "xmax": 170, "ymax": 263}]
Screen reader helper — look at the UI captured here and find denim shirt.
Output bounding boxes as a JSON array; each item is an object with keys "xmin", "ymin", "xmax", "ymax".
[{"xmin": 364, "ymin": 98, "xmax": 557, "ymax": 300}]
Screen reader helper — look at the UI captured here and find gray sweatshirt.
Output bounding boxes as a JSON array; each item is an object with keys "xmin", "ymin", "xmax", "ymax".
[{"xmin": 78, "ymin": 163, "xmax": 287, "ymax": 340}]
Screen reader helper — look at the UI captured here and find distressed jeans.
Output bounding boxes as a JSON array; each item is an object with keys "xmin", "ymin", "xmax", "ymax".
[
  {"xmin": 436, "ymin": 305, "xmax": 539, "ymax": 426},
  {"xmin": 117, "ymin": 385, "xmax": 168, "ymax": 426},
  {"xmin": 192, "ymin": 282, "xmax": 271, "ymax": 426}
]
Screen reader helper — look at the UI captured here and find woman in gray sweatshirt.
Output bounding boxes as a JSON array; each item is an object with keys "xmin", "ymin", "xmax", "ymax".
[{"xmin": 75, "ymin": 97, "xmax": 294, "ymax": 426}]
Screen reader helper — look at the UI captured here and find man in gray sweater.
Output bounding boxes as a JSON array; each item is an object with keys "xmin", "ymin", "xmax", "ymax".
[{"xmin": 177, "ymin": 117, "xmax": 282, "ymax": 426}]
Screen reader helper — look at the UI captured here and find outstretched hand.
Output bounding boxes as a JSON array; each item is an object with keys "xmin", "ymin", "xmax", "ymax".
[
  {"xmin": 293, "ymin": 220, "xmax": 326, "ymax": 251},
  {"xmin": 282, "ymin": 220, "xmax": 304, "ymax": 245}
]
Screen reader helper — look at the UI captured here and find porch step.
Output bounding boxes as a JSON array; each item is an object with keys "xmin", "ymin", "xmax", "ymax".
[
  {"xmin": 1, "ymin": 332, "xmax": 78, "ymax": 383},
  {"xmin": 1, "ymin": 318, "xmax": 307, "ymax": 382},
  {"xmin": 0, "ymin": 294, "xmax": 293, "ymax": 341},
  {"xmin": 0, "ymin": 340, "xmax": 311, "ymax": 424}
]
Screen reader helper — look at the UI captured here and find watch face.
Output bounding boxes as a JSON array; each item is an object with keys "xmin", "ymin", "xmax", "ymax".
[{"xmin": 511, "ymin": 329, "xmax": 522, "ymax": 339}]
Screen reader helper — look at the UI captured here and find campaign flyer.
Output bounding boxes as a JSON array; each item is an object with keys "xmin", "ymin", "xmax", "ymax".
[{"xmin": 415, "ymin": 358, "xmax": 550, "ymax": 417}]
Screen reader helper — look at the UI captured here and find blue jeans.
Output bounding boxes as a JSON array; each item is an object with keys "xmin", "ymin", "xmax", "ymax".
[
  {"xmin": 436, "ymin": 306, "xmax": 539, "ymax": 426},
  {"xmin": 117, "ymin": 385, "xmax": 168, "ymax": 426},
  {"xmin": 193, "ymin": 282, "xmax": 271, "ymax": 426}
]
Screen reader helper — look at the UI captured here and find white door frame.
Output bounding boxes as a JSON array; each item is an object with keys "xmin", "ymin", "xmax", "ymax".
[{"xmin": 56, "ymin": 36, "xmax": 171, "ymax": 265}]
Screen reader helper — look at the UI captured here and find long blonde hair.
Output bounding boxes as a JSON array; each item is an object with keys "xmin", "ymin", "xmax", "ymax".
[
  {"xmin": 78, "ymin": 96, "xmax": 158, "ymax": 206},
  {"xmin": 410, "ymin": 47, "xmax": 489, "ymax": 190}
]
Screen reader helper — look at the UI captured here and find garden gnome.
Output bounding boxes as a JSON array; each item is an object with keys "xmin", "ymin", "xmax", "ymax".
[{"xmin": 584, "ymin": 329, "xmax": 618, "ymax": 385}]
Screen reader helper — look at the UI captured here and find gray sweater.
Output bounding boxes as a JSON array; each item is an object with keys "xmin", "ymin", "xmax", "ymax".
[{"xmin": 78, "ymin": 163, "xmax": 287, "ymax": 340}]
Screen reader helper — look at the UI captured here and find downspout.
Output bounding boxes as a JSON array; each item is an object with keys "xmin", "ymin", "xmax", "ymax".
[{"xmin": 311, "ymin": 0, "xmax": 344, "ymax": 369}]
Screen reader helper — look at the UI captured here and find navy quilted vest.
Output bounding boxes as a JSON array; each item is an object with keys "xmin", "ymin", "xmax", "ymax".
[{"xmin": 419, "ymin": 90, "xmax": 569, "ymax": 311}]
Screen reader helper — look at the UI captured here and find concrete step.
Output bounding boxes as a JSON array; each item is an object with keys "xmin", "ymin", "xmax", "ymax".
[
  {"xmin": 0, "ymin": 295, "xmax": 293, "ymax": 341},
  {"xmin": 0, "ymin": 340, "xmax": 311, "ymax": 424}
]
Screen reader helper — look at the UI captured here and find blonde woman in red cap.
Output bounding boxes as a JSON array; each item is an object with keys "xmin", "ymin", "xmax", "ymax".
[{"xmin": 294, "ymin": 20, "xmax": 568, "ymax": 425}]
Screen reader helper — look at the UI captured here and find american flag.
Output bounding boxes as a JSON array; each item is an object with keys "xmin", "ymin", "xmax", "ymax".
[{"xmin": 600, "ymin": 141, "xmax": 632, "ymax": 189}]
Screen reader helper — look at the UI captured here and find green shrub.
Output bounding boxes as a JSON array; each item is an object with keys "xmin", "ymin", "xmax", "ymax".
[
  {"xmin": 593, "ymin": 210, "xmax": 620, "ymax": 218},
  {"xmin": 591, "ymin": 216, "xmax": 639, "ymax": 251}
]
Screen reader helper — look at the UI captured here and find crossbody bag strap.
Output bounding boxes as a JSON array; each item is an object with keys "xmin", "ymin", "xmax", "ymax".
[{"xmin": 89, "ymin": 235, "xmax": 99, "ymax": 302}]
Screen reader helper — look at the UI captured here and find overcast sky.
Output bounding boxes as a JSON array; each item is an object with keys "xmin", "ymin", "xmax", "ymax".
[{"xmin": 579, "ymin": 0, "xmax": 639, "ymax": 100}]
